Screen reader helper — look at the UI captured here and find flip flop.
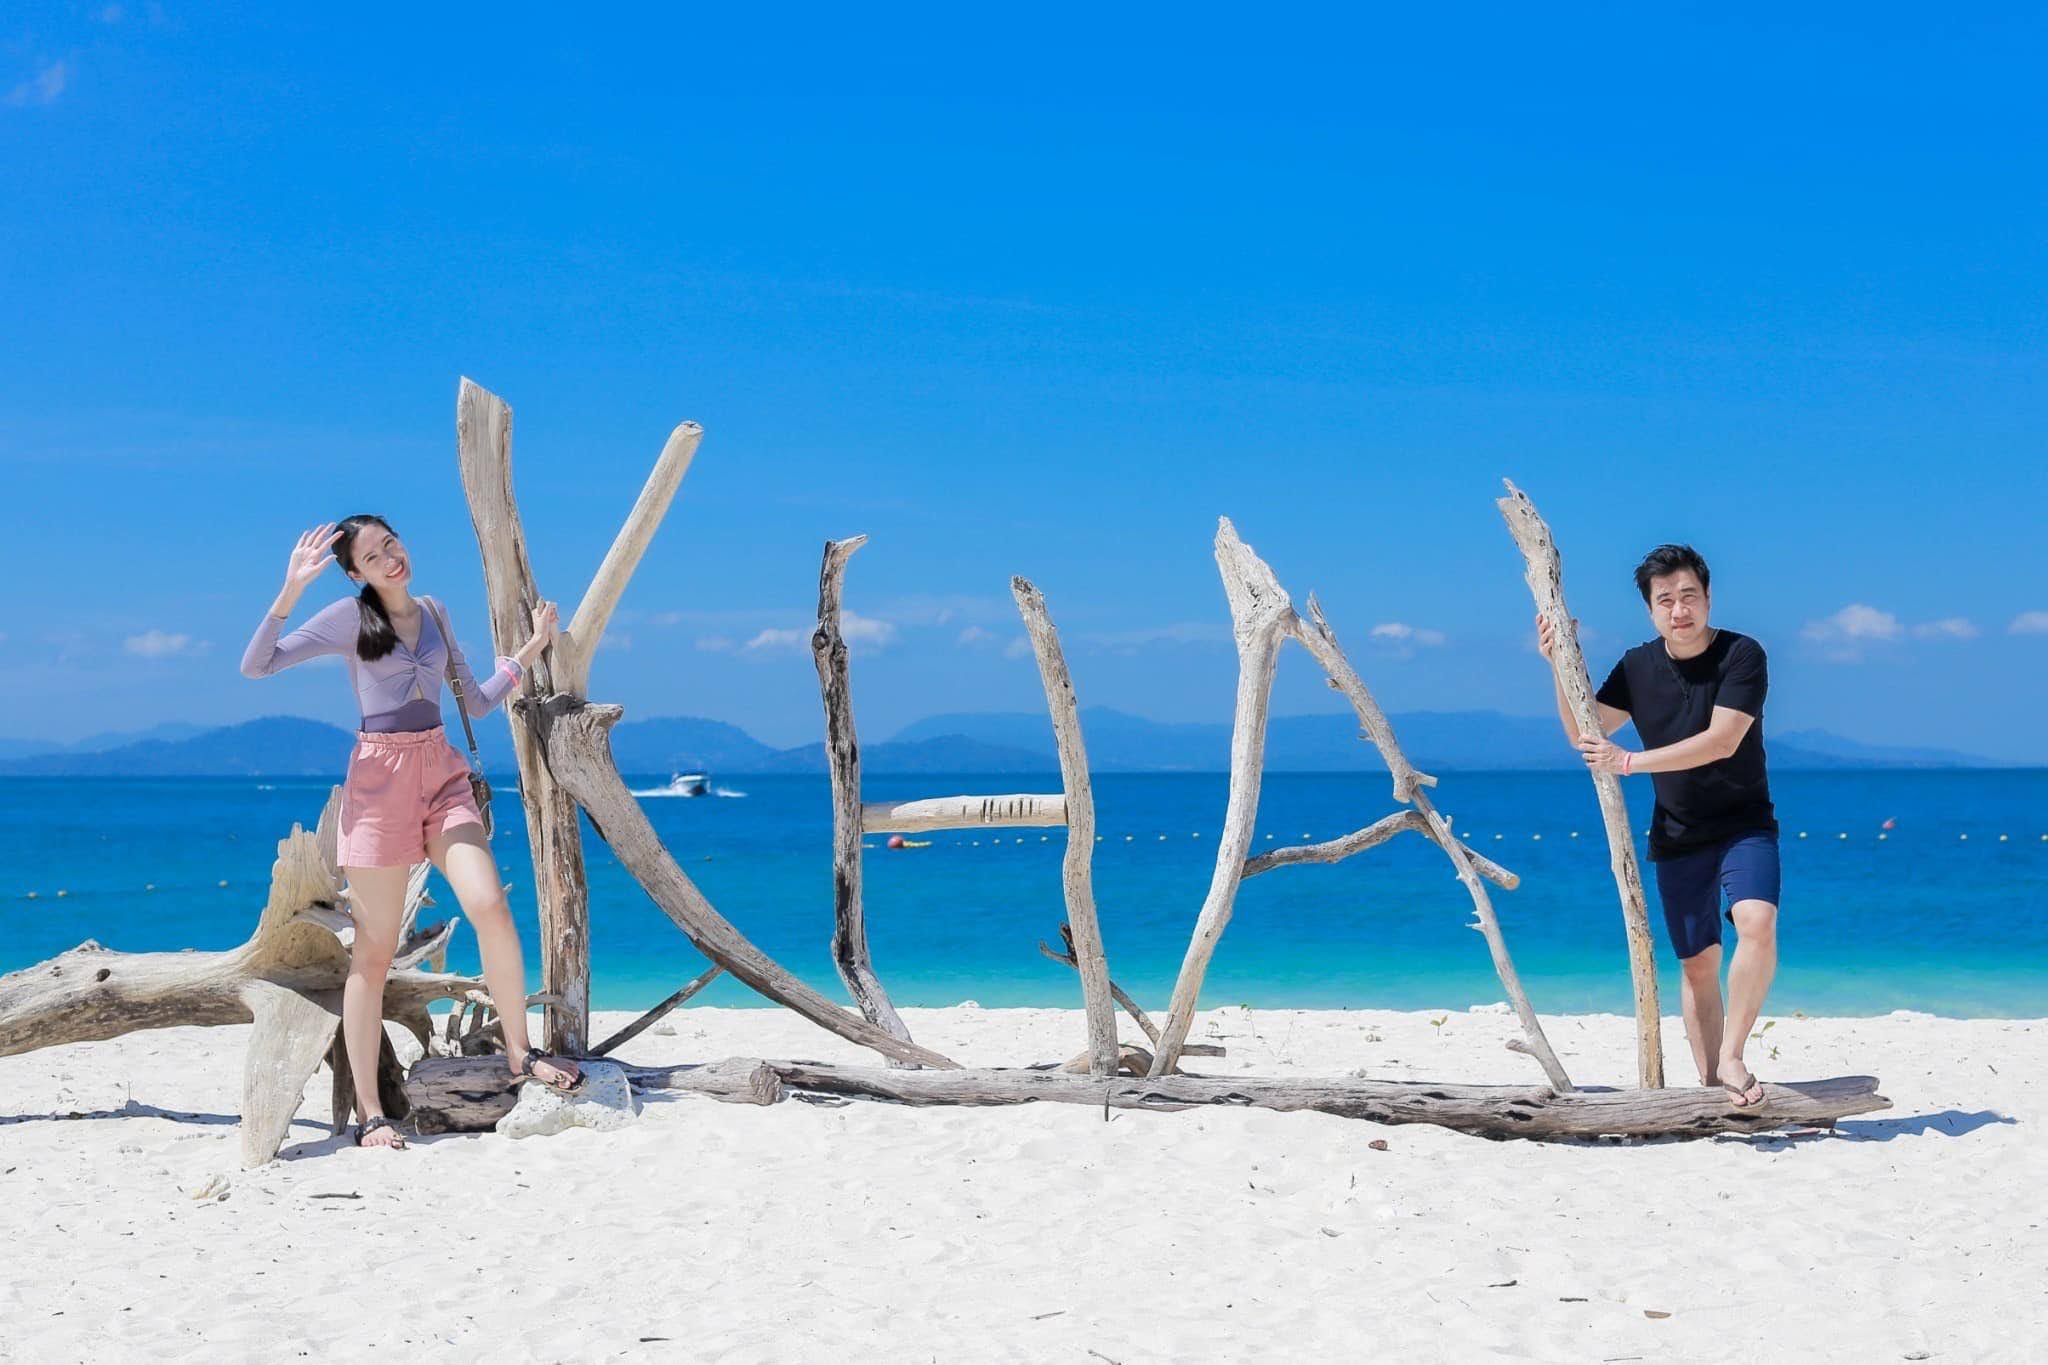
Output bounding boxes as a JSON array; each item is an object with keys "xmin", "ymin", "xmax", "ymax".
[
  {"xmin": 353, "ymin": 1115, "xmax": 408, "ymax": 1149},
  {"xmin": 1720, "ymin": 1067, "xmax": 1765, "ymax": 1108},
  {"xmin": 516, "ymin": 1051, "xmax": 587, "ymax": 1095}
]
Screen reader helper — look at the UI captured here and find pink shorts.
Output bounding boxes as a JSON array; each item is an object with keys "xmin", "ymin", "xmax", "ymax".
[{"xmin": 337, "ymin": 727, "xmax": 487, "ymax": 868}]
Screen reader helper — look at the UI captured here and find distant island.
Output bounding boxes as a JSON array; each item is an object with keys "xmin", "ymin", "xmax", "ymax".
[{"xmin": 0, "ymin": 708, "xmax": 2015, "ymax": 778}]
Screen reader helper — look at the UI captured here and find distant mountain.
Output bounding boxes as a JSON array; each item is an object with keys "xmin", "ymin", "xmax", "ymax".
[
  {"xmin": 0, "ymin": 721, "xmax": 209, "ymax": 762},
  {"xmin": 0, "ymin": 709, "xmax": 2010, "ymax": 777},
  {"xmin": 0, "ymin": 716, "xmax": 355, "ymax": 776}
]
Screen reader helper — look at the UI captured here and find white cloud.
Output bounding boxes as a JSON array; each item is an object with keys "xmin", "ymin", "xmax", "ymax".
[
  {"xmin": 124, "ymin": 629, "xmax": 199, "ymax": 659},
  {"xmin": 2010, "ymin": 611, "xmax": 2048, "ymax": 636},
  {"xmin": 1801, "ymin": 604, "xmax": 1903, "ymax": 645},
  {"xmin": 956, "ymin": 626, "xmax": 993, "ymax": 647},
  {"xmin": 594, "ymin": 632, "xmax": 632, "ymax": 652},
  {"xmin": 97, "ymin": 5, "xmax": 126, "ymax": 22},
  {"xmin": 1369, "ymin": 622, "xmax": 1447, "ymax": 647},
  {"xmin": 5, "ymin": 60, "xmax": 71, "ymax": 109},
  {"xmin": 1910, "ymin": 618, "xmax": 1978, "ymax": 641},
  {"xmin": 695, "ymin": 635, "xmax": 735, "ymax": 653},
  {"xmin": 1003, "ymin": 636, "xmax": 1035, "ymax": 660},
  {"xmin": 743, "ymin": 610, "xmax": 896, "ymax": 655},
  {"xmin": 742, "ymin": 626, "xmax": 808, "ymax": 653},
  {"xmin": 839, "ymin": 610, "xmax": 897, "ymax": 650}
]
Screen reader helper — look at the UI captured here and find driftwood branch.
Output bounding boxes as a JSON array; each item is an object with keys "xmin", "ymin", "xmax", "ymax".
[
  {"xmin": 1149, "ymin": 519, "xmax": 1298, "ymax": 1076},
  {"xmin": 531, "ymin": 697, "xmax": 959, "ymax": 1069},
  {"xmin": 757, "ymin": 1061, "xmax": 1890, "ymax": 1141},
  {"xmin": 455, "ymin": 377, "xmax": 590, "ymax": 1053},
  {"xmin": 1037, "ymin": 926, "xmax": 1225, "ymax": 1058},
  {"xmin": 590, "ymin": 966, "xmax": 724, "ymax": 1058},
  {"xmin": 1498, "ymin": 480, "xmax": 1664, "ymax": 1089},
  {"xmin": 1289, "ymin": 596, "xmax": 1573, "ymax": 1092},
  {"xmin": 402, "ymin": 1054, "xmax": 779, "ymax": 1133},
  {"xmin": 561, "ymin": 420, "xmax": 703, "ymax": 695},
  {"xmin": 860, "ymin": 794, "xmax": 1067, "ymax": 833},
  {"xmin": 1011, "ymin": 576, "xmax": 1117, "ymax": 1076},
  {"xmin": 1243, "ymin": 809, "xmax": 1518, "ymax": 888},
  {"xmin": 812, "ymin": 535, "xmax": 916, "ymax": 1061}
]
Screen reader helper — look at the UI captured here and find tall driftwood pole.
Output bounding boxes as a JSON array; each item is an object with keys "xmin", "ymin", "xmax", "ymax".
[
  {"xmin": 813, "ymin": 535, "xmax": 917, "ymax": 1061},
  {"xmin": 1012, "ymin": 576, "xmax": 1118, "ymax": 1077},
  {"xmin": 1497, "ymin": 480, "xmax": 1664, "ymax": 1089}
]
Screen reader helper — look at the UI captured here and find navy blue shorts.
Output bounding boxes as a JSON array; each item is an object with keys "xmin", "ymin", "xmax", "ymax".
[{"xmin": 1652, "ymin": 831, "xmax": 1781, "ymax": 960}]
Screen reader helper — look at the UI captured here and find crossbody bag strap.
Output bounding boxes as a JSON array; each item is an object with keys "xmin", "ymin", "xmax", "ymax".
[{"xmin": 425, "ymin": 597, "xmax": 484, "ymax": 772}]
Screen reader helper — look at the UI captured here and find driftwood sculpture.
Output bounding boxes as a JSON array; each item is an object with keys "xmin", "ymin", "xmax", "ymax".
[
  {"xmin": 0, "ymin": 791, "xmax": 483, "ymax": 1166},
  {"xmin": 432, "ymin": 378, "xmax": 1886, "ymax": 1139}
]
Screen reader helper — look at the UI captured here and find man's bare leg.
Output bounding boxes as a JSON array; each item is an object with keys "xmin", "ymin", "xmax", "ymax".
[
  {"xmin": 1677, "ymin": 944, "xmax": 1725, "ymax": 1087},
  {"xmin": 1717, "ymin": 899, "xmax": 1778, "ymax": 1105}
]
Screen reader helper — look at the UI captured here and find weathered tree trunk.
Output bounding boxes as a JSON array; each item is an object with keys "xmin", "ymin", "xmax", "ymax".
[
  {"xmin": 455, "ymin": 378, "xmax": 591, "ymax": 1054},
  {"xmin": 860, "ymin": 795, "xmax": 1067, "ymax": 832},
  {"xmin": 758, "ymin": 1060, "xmax": 1889, "ymax": 1141},
  {"xmin": 531, "ymin": 697, "xmax": 960, "ymax": 1069},
  {"xmin": 1011, "ymin": 577, "xmax": 1117, "ymax": 1077},
  {"xmin": 403, "ymin": 1054, "xmax": 779, "ymax": 1132},
  {"xmin": 1498, "ymin": 480, "xmax": 1664, "ymax": 1089},
  {"xmin": 812, "ymin": 535, "xmax": 916, "ymax": 1061},
  {"xmin": 1149, "ymin": 520, "xmax": 1297, "ymax": 1076},
  {"xmin": 0, "ymin": 790, "xmax": 481, "ymax": 1165}
]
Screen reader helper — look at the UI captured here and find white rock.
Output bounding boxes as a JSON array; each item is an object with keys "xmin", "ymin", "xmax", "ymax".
[{"xmin": 495, "ymin": 1060, "xmax": 639, "ymax": 1140}]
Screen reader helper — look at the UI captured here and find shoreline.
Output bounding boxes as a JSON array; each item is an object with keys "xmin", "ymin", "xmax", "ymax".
[{"xmin": 1, "ymin": 1005, "xmax": 2038, "ymax": 1359}]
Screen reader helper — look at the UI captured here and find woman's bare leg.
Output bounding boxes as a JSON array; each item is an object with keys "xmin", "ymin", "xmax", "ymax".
[
  {"xmin": 428, "ymin": 824, "xmax": 581, "ymax": 1089},
  {"xmin": 340, "ymin": 863, "xmax": 410, "ymax": 1148}
]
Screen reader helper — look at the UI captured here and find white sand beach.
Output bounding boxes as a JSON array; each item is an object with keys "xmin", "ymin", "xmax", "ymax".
[{"xmin": 0, "ymin": 1005, "xmax": 2039, "ymax": 1364}]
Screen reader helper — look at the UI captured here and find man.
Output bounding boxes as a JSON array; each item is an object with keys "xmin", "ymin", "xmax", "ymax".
[{"xmin": 1536, "ymin": 544, "xmax": 1779, "ymax": 1106}]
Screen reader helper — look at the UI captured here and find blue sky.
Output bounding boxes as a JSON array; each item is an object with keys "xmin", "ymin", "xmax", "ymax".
[{"xmin": 4, "ymin": 6, "xmax": 2044, "ymax": 759}]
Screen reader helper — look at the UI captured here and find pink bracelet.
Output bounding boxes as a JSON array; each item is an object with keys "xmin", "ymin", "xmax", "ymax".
[{"xmin": 1621, "ymin": 751, "xmax": 1633, "ymax": 776}]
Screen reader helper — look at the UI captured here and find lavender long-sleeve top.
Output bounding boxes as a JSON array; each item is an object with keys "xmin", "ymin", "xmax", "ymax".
[{"xmin": 240, "ymin": 595, "xmax": 523, "ymax": 733}]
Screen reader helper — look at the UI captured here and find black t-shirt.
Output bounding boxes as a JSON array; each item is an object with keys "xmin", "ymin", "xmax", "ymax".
[{"xmin": 1594, "ymin": 629, "xmax": 1776, "ymax": 860}]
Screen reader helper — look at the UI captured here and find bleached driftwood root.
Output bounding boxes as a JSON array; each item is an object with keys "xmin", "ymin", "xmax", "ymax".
[
  {"xmin": 1498, "ymin": 480, "xmax": 1664, "ymax": 1089},
  {"xmin": 737, "ymin": 1060, "xmax": 1888, "ymax": 1141},
  {"xmin": 0, "ymin": 790, "xmax": 481, "ymax": 1165},
  {"xmin": 530, "ymin": 697, "xmax": 960, "ymax": 1069},
  {"xmin": 1012, "ymin": 577, "xmax": 1118, "ymax": 1076},
  {"xmin": 812, "ymin": 534, "xmax": 917, "ymax": 1062}
]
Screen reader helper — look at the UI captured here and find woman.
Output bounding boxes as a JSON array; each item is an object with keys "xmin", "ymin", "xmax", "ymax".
[{"xmin": 242, "ymin": 516, "xmax": 583, "ymax": 1150}]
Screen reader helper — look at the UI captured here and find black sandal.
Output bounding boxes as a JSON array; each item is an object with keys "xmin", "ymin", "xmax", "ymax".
[
  {"xmin": 516, "ymin": 1051, "xmax": 587, "ymax": 1095},
  {"xmin": 353, "ymin": 1115, "xmax": 408, "ymax": 1149}
]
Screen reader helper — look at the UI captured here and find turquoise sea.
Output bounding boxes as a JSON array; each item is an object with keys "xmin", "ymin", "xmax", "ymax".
[{"xmin": 3, "ymin": 771, "xmax": 2044, "ymax": 1018}]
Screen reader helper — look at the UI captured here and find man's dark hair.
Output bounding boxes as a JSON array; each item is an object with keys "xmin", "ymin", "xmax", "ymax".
[{"xmin": 1634, "ymin": 544, "xmax": 1710, "ymax": 602}]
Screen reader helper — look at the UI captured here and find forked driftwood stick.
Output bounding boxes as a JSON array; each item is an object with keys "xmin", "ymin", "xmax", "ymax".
[
  {"xmin": 860, "ymin": 794, "xmax": 1067, "ymax": 833},
  {"xmin": 755, "ymin": 1061, "xmax": 1889, "ymax": 1142},
  {"xmin": 1012, "ymin": 576, "xmax": 1117, "ymax": 1076},
  {"xmin": 561, "ymin": 418, "xmax": 703, "ymax": 695},
  {"xmin": 1290, "ymin": 596, "xmax": 1572, "ymax": 1092},
  {"xmin": 1498, "ymin": 479, "xmax": 1664, "ymax": 1089},
  {"xmin": 531, "ymin": 697, "xmax": 960, "ymax": 1069},
  {"xmin": 1243, "ymin": 809, "xmax": 1518, "ymax": 888},
  {"xmin": 455, "ymin": 377, "xmax": 591, "ymax": 1053},
  {"xmin": 812, "ymin": 535, "xmax": 916, "ymax": 1061},
  {"xmin": 1036, "ymin": 925, "xmax": 1226, "ymax": 1057},
  {"xmin": 0, "ymin": 790, "xmax": 480, "ymax": 1165},
  {"xmin": 1149, "ymin": 519, "xmax": 1297, "ymax": 1076},
  {"xmin": 590, "ymin": 965, "xmax": 725, "ymax": 1057}
]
